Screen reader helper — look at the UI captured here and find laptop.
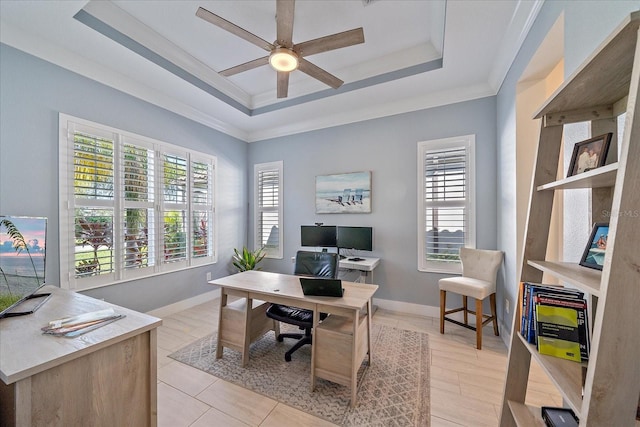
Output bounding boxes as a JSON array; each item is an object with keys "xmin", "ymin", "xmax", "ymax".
[{"xmin": 299, "ymin": 278, "xmax": 344, "ymax": 297}]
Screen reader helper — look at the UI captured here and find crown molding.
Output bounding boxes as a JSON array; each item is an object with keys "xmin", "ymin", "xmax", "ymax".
[
  {"xmin": 246, "ymin": 82, "xmax": 496, "ymax": 142},
  {"xmin": 488, "ymin": 0, "xmax": 545, "ymax": 91}
]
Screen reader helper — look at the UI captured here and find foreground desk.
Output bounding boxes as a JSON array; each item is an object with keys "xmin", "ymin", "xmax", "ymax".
[
  {"xmin": 209, "ymin": 271, "xmax": 378, "ymax": 407},
  {"xmin": 0, "ymin": 285, "xmax": 162, "ymax": 427}
]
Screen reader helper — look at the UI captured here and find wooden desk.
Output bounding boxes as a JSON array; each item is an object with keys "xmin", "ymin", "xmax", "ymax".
[
  {"xmin": 209, "ymin": 271, "xmax": 378, "ymax": 406},
  {"xmin": 339, "ymin": 256, "xmax": 380, "ymax": 283},
  {"xmin": 0, "ymin": 285, "xmax": 161, "ymax": 427}
]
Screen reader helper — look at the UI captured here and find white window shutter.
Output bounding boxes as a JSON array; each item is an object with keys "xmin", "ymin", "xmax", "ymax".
[
  {"xmin": 418, "ymin": 135, "xmax": 475, "ymax": 274},
  {"xmin": 255, "ymin": 161, "xmax": 283, "ymax": 259}
]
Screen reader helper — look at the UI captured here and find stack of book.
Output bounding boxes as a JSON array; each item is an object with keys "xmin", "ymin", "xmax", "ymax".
[
  {"xmin": 518, "ymin": 282, "xmax": 590, "ymax": 363},
  {"xmin": 42, "ymin": 308, "xmax": 125, "ymax": 337}
]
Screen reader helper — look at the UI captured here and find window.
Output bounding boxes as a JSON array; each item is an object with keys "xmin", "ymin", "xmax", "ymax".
[
  {"xmin": 418, "ymin": 135, "xmax": 475, "ymax": 273},
  {"xmin": 254, "ymin": 161, "xmax": 283, "ymax": 259},
  {"xmin": 59, "ymin": 114, "xmax": 216, "ymax": 290}
]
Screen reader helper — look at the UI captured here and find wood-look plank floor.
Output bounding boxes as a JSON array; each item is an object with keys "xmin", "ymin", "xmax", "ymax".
[{"xmin": 156, "ymin": 299, "xmax": 561, "ymax": 426}]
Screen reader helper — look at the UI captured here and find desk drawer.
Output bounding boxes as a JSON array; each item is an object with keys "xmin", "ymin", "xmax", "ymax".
[{"xmin": 314, "ymin": 314, "xmax": 368, "ymax": 386}]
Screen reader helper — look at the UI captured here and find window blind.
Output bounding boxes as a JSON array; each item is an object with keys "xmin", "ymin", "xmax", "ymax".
[
  {"xmin": 60, "ymin": 114, "xmax": 217, "ymax": 290},
  {"xmin": 418, "ymin": 135, "xmax": 475, "ymax": 273},
  {"xmin": 122, "ymin": 142, "xmax": 155, "ymax": 270},
  {"xmin": 191, "ymin": 160, "xmax": 213, "ymax": 258},
  {"xmin": 255, "ymin": 162, "xmax": 283, "ymax": 258},
  {"xmin": 424, "ymin": 147, "xmax": 467, "ymax": 262},
  {"xmin": 162, "ymin": 153, "xmax": 188, "ymax": 264},
  {"xmin": 73, "ymin": 132, "xmax": 115, "ymax": 278}
]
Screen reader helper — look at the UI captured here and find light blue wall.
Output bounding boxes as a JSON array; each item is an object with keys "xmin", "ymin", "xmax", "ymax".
[
  {"xmin": 0, "ymin": 44, "xmax": 248, "ymax": 312},
  {"xmin": 3, "ymin": 0, "xmax": 635, "ymax": 319},
  {"xmin": 496, "ymin": 1, "xmax": 638, "ymax": 337},
  {"xmin": 248, "ymin": 97, "xmax": 498, "ymax": 308}
]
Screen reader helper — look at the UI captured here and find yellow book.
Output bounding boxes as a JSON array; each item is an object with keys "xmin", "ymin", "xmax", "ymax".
[{"xmin": 535, "ymin": 304, "xmax": 581, "ymax": 363}]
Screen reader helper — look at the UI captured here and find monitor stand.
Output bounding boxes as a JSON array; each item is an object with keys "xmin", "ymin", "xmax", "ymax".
[{"xmin": 0, "ymin": 292, "xmax": 52, "ymax": 319}]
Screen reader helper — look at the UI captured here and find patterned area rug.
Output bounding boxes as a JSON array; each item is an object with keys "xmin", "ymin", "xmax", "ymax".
[{"xmin": 169, "ymin": 323, "xmax": 430, "ymax": 426}]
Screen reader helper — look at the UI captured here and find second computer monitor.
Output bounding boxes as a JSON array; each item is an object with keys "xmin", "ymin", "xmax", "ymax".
[{"xmin": 337, "ymin": 226, "xmax": 373, "ymax": 251}]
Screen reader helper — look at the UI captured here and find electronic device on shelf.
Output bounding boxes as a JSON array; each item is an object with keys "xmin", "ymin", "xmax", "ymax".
[
  {"xmin": 0, "ymin": 215, "xmax": 51, "ymax": 319},
  {"xmin": 541, "ymin": 407, "xmax": 579, "ymax": 427}
]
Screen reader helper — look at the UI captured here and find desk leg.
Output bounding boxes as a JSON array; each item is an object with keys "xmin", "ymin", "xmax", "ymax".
[
  {"xmin": 241, "ymin": 297, "xmax": 252, "ymax": 367},
  {"xmin": 350, "ymin": 309, "xmax": 358, "ymax": 408},
  {"xmin": 367, "ymin": 299, "xmax": 373, "ymax": 365},
  {"xmin": 216, "ymin": 290, "xmax": 228, "ymax": 359},
  {"xmin": 310, "ymin": 306, "xmax": 319, "ymax": 392}
]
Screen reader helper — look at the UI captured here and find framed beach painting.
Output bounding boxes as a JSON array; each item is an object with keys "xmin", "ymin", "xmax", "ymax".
[
  {"xmin": 316, "ymin": 171, "xmax": 371, "ymax": 214},
  {"xmin": 579, "ymin": 222, "xmax": 609, "ymax": 271}
]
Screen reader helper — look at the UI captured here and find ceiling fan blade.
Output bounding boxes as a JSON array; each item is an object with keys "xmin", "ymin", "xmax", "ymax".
[
  {"xmin": 196, "ymin": 7, "xmax": 273, "ymax": 52},
  {"xmin": 298, "ymin": 59, "xmax": 343, "ymax": 89},
  {"xmin": 276, "ymin": 0, "xmax": 295, "ymax": 48},
  {"xmin": 295, "ymin": 28, "xmax": 364, "ymax": 57},
  {"xmin": 277, "ymin": 71, "xmax": 290, "ymax": 98},
  {"xmin": 220, "ymin": 56, "xmax": 270, "ymax": 77}
]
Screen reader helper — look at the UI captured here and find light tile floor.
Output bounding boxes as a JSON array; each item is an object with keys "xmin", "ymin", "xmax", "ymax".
[{"xmin": 156, "ymin": 299, "xmax": 561, "ymax": 426}]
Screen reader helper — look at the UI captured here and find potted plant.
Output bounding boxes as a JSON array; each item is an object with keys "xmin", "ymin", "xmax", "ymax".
[{"xmin": 232, "ymin": 246, "xmax": 266, "ymax": 272}]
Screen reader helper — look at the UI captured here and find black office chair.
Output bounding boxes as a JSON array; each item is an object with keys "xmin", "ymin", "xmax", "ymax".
[{"xmin": 266, "ymin": 250, "xmax": 338, "ymax": 361}]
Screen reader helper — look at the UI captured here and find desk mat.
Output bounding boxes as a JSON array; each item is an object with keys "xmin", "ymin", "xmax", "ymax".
[{"xmin": 170, "ymin": 323, "xmax": 430, "ymax": 426}]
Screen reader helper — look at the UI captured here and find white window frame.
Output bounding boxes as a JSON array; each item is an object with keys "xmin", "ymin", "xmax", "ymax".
[
  {"xmin": 254, "ymin": 161, "xmax": 283, "ymax": 259},
  {"xmin": 59, "ymin": 114, "xmax": 217, "ymax": 290},
  {"xmin": 417, "ymin": 134, "xmax": 476, "ymax": 274}
]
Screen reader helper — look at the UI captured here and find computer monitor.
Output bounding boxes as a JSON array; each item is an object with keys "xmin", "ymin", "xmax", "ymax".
[
  {"xmin": 0, "ymin": 215, "xmax": 50, "ymax": 318},
  {"xmin": 337, "ymin": 226, "xmax": 373, "ymax": 251},
  {"xmin": 300, "ymin": 225, "xmax": 337, "ymax": 247}
]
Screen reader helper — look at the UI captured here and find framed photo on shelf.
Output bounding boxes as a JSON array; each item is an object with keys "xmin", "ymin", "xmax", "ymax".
[
  {"xmin": 579, "ymin": 222, "xmax": 609, "ymax": 271},
  {"xmin": 567, "ymin": 133, "xmax": 612, "ymax": 177}
]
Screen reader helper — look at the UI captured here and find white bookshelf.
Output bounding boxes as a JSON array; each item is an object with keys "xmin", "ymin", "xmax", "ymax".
[{"xmin": 500, "ymin": 11, "xmax": 640, "ymax": 426}]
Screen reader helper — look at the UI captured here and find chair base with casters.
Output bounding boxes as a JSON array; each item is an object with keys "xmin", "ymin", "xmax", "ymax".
[
  {"xmin": 266, "ymin": 304, "xmax": 328, "ymax": 361},
  {"xmin": 266, "ymin": 250, "xmax": 338, "ymax": 362},
  {"xmin": 438, "ymin": 248, "xmax": 503, "ymax": 350}
]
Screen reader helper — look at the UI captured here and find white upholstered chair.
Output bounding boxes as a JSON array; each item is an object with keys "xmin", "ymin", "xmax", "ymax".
[{"xmin": 438, "ymin": 247, "xmax": 504, "ymax": 349}]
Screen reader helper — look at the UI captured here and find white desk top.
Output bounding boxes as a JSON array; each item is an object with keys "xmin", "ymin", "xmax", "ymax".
[
  {"xmin": 209, "ymin": 270, "xmax": 378, "ymax": 310},
  {"xmin": 339, "ymin": 256, "xmax": 380, "ymax": 271},
  {"xmin": 0, "ymin": 285, "xmax": 161, "ymax": 384}
]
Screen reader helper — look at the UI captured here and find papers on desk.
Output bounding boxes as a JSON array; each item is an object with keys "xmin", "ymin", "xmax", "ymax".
[{"xmin": 42, "ymin": 308, "xmax": 125, "ymax": 337}]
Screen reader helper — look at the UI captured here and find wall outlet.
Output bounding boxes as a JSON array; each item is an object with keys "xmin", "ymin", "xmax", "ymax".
[
  {"xmin": 206, "ymin": 272, "xmax": 212, "ymax": 281},
  {"xmin": 504, "ymin": 298, "xmax": 510, "ymax": 314}
]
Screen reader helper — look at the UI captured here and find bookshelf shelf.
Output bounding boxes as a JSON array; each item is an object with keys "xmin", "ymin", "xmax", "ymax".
[
  {"xmin": 516, "ymin": 333, "xmax": 584, "ymax": 416},
  {"xmin": 500, "ymin": 11, "xmax": 640, "ymax": 427},
  {"xmin": 527, "ymin": 261, "xmax": 602, "ymax": 296},
  {"xmin": 507, "ymin": 401, "xmax": 546, "ymax": 427},
  {"xmin": 536, "ymin": 163, "xmax": 618, "ymax": 191}
]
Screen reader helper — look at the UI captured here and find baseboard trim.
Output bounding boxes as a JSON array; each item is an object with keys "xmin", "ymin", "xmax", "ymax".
[
  {"xmin": 146, "ymin": 289, "xmax": 221, "ymax": 318},
  {"xmin": 148, "ymin": 293, "xmax": 499, "ymax": 326},
  {"xmin": 373, "ymin": 298, "xmax": 440, "ymax": 318}
]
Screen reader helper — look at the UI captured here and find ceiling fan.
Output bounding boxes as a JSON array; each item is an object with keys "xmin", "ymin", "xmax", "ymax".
[{"xmin": 196, "ymin": 0, "xmax": 365, "ymax": 98}]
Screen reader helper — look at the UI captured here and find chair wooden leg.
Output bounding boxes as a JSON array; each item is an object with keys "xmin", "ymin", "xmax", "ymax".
[
  {"xmin": 463, "ymin": 296, "xmax": 468, "ymax": 325},
  {"xmin": 490, "ymin": 294, "xmax": 499, "ymax": 336},
  {"xmin": 475, "ymin": 298, "xmax": 483, "ymax": 350},
  {"xmin": 440, "ymin": 290, "xmax": 446, "ymax": 334}
]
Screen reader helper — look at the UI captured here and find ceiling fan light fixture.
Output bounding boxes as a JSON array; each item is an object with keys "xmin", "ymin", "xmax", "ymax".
[{"xmin": 269, "ymin": 47, "xmax": 298, "ymax": 72}]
